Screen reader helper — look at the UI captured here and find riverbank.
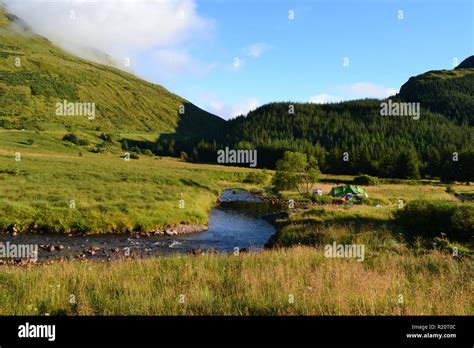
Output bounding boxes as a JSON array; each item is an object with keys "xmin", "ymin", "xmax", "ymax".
[
  {"xmin": 0, "ymin": 198, "xmax": 277, "ymax": 262},
  {"xmin": 0, "ymin": 223, "xmax": 208, "ymax": 264}
]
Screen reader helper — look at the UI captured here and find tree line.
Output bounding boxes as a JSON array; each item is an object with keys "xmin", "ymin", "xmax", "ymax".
[{"xmin": 154, "ymin": 97, "xmax": 472, "ymax": 182}]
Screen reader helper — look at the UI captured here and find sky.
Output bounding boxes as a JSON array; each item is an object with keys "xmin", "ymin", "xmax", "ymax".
[{"xmin": 3, "ymin": 0, "xmax": 474, "ymax": 119}]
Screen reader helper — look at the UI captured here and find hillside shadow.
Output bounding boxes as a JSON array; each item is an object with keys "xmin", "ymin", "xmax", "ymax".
[
  {"xmin": 179, "ymin": 178, "xmax": 216, "ymax": 194},
  {"xmin": 121, "ymin": 102, "xmax": 227, "ymax": 155},
  {"xmin": 278, "ymin": 215, "xmax": 392, "ymax": 230}
]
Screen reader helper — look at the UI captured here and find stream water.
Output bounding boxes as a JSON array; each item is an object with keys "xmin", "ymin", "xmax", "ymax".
[{"xmin": 0, "ymin": 189, "xmax": 278, "ymax": 261}]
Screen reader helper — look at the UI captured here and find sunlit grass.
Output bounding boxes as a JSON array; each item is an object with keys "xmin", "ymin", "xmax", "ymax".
[
  {"xmin": 0, "ymin": 247, "xmax": 470, "ymax": 315},
  {"xmin": 0, "ymin": 132, "xmax": 254, "ymax": 233}
]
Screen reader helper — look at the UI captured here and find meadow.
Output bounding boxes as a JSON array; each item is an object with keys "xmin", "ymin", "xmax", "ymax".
[
  {"xmin": 0, "ymin": 129, "xmax": 255, "ymax": 234},
  {"xmin": 0, "ymin": 247, "xmax": 471, "ymax": 315},
  {"xmin": 0, "ymin": 129, "xmax": 472, "ymax": 316}
]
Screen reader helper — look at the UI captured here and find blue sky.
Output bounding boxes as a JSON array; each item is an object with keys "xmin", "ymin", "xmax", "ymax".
[
  {"xmin": 6, "ymin": 0, "xmax": 473, "ymax": 119},
  {"xmin": 139, "ymin": 0, "xmax": 473, "ymax": 118}
]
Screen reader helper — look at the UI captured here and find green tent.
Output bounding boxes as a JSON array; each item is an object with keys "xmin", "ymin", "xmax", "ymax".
[{"xmin": 328, "ymin": 185, "xmax": 368, "ymax": 198}]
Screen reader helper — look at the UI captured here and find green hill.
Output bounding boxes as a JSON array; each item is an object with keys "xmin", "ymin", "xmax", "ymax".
[
  {"xmin": 455, "ymin": 56, "xmax": 474, "ymax": 69},
  {"xmin": 1, "ymin": 5, "xmax": 472, "ymax": 182},
  {"xmin": 398, "ymin": 56, "xmax": 474, "ymax": 125},
  {"xmin": 0, "ymin": 8, "xmax": 224, "ymax": 136},
  {"xmin": 166, "ymin": 60, "xmax": 473, "ymax": 182}
]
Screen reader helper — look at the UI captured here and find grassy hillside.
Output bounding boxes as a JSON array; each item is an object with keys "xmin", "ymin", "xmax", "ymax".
[{"xmin": 0, "ymin": 8, "xmax": 224, "ymax": 136}]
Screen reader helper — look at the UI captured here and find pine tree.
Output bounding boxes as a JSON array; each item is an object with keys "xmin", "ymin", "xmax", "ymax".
[{"xmin": 395, "ymin": 149, "xmax": 421, "ymax": 179}]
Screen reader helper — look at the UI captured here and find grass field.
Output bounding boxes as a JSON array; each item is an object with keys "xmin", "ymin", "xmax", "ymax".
[
  {"xmin": 0, "ymin": 129, "xmax": 470, "ymax": 234},
  {"xmin": 0, "ymin": 247, "xmax": 471, "ymax": 315},
  {"xmin": 0, "ymin": 129, "xmax": 472, "ymax": 316},
  {"xmin": 0, "ymin": 129, "xmax": 256, "ymax": 234}
]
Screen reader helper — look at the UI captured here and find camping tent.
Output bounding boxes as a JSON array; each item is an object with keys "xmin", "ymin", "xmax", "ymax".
[{"xmin": 328, "ymin": 185, "xmax": 368, "ymax": 198}]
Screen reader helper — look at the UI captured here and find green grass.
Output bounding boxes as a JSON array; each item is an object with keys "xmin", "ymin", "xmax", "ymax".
[
  {"xmin": 0, "ymin": 130, "xmax": 472, "ymax": 315},
  {"xmin": 1, "ymin": 5, "xmax": 472, "ymax": 317},
  {"xmin": 0, "ymin": 247, "xmax": 471, "ymax": 315},
  {"xmin": 0, "ymin": 128, "xmax": 470, "ymax": 238},
  {"xmin": 424, "ymin": 68, "xmax": 474, "ymax": 80},
  {"xmin": 266, "ymin": 176, "xmax": 473, "ymax": 253},
  {"xmin": 0, "ymin": 7, "xmax": 224, "ymax": 134},
  {"xmin": 0, "ymin": 130, "xmax": 257, "ymax": 234}
]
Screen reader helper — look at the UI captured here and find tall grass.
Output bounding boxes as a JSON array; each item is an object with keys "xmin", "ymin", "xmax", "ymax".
[
  {"xmin": 0, "ymin": 247, "xmax": 471, "ymax": 315},
  {"xmin": 0, "ymin": 138, "xmax": 254, "ymax": 233}
]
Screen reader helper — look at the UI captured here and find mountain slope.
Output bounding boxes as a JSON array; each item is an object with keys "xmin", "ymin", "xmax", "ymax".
[
  {"xmin": 172, "ymin": 60, "xmax": 473, "ymax": 181},
  {"xmin": 455, "ymin": 56, "xmax": 474, "ymax": 69},
  {"xmin": 399, "ymin": 56, "xmax": 474, "ymax": 125},
  {"xmin": 0, "ymin": 8, "xmax": 224, "ymax": 136}
]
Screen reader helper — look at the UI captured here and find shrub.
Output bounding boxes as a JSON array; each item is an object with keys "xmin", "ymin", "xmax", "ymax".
[
  {"xmin": 364, "ymin": 197, "xmax": 388, "ymax": 206},
  {"xmin": 451, "ymin": 204, "xmax": 474, "ymax": 240},
  {"xmin": 62, "ymin": 133, "xmax": 89, "ymax": 146},
  {"xmin": 121, "ymin": 139, "xmax": 129, "ymax": 150},
  {"xmin": 243, "ymin": 171, "xmax": 271, "ymax": 185},
  {"xmin": 130, "ymin": 146, "xmax": 141, "ymax": 154},
  {"xmin": 142, "ymin": 149, "xmax": 153, "ymax": 156},
  {"xmin": 90, "ymin": 146, "xmax": 104, "ymax": 154},
  {"xmin": 180, "ymin": 151, "xmax": 189, "ymax": 161},
  {"xmin": 393, "ymin": 200, "xmax": 473, "ymax": 242},
  {"xmin": 62, "ymin": 133, "xmax": 79, "ymax": 144},
  {"xmin": 130, "ymin": 153, "xmax": 140, "ymax": 160},
  {"xmin": 99, "ymin": 133, "xmax": 113, "ymax": 143},
  {"xmin": 445, "ymin": 185, "xmax": 455, "ymax": 194},
  {"xmin": 353, "ymin": 174, "xmax": 379, "ymax": 186},
  {"xmin": 310, "ymin": 195, "xmax": 334, "ymax": 204},
  {"xmin": 26, "ymin": 138, "xmax": 34, "ymax": 145}
]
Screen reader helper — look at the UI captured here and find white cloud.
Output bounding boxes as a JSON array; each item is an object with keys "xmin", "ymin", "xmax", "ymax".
[
  {"xmin": 310, "ymin": 83, "xmax": 398, "ymax": 104},
  {"xmin": 245, "ymin": 43, "xmax": 269, "ymax": 58},
  {"xmin": 225, "ymin": 43, "xmax": 269, "ymax": 73},
  {"xmin": 153, "ymin": 48, "xmax": 216, "ymax": 77},
  {"xmin": 205, "ymin": 97, "xmax": 260, "ymax": 119},
  {"xmin": 3, "ymin": 0, "xmax": 213, "ymax": 69},
  {"xmin": 345, "ymin": 82, "xmax": 397, "ymax": 99},
  {"xmin": 231, "ymin": 98, "xmax": 260, "ymax": 116},
  {"xmin": 154, "ymin": 49, "xmax": 191, "ymax": 74},
  {"xmin": 309, "ymin": 94, "xmax": 342, "ymax": 104}
]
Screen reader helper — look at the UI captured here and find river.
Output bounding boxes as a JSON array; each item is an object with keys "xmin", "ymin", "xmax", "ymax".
[{"xmin": 0, "ymin": 189, "xmax": 278, "ymax": 261}]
